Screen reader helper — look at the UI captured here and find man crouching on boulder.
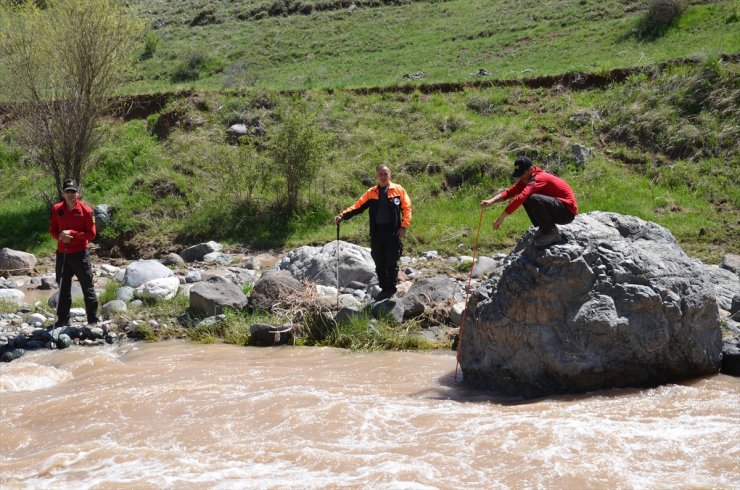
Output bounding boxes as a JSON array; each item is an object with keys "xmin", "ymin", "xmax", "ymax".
[
  {"xmin": 480, "ymin": 156, "xmax": 577, "ymax": 247},
  {"xmin": 49, "ymin": 179, "xmax": 98, "ymax": 328},
  {"xmin": 334, "ymin": 165, "xmax": 412, "ymax": 301}
]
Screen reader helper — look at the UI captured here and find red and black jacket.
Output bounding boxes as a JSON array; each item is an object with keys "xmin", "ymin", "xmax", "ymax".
[
  {"xmin": 340, "ymin": 182, "xmax": 412, "ymax": 237},
  {"xmin": 49, "ymin": 200, "xmax": 96, "ymax": 254}
]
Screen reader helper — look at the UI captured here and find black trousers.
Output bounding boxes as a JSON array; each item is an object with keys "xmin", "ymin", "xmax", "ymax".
[
  {"xmin": 370, "ymin": 225, "xmax": 403, "ymax": 293},
  {"xmin": 56, "ymin": 249, "xmax": 98, "ymax": 324},
  {"xmin": 523, "ymin": 194, "xmax": 575, "ymax": 232}
]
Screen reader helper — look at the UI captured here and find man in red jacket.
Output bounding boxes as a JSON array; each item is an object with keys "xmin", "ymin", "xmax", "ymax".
[
  {"xmin": 481, "ymin": 156, "xmax": 578, "ymax": 247},
  {"xmin": 49, "ymin": 179, "xmax": 98, "ymax": 327}
]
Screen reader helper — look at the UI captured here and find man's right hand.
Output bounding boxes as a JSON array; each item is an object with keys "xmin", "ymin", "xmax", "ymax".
[
  {"xmin": 60, "ymin": 230, "xmax": 73, "ymax": 244},
  {"xmin": 480, "ymin": 199, "xmax": 492, "ymax": 209},
  {"xmin": 333, "ymin": 215, "xmax": 343, "ymax": 225}
]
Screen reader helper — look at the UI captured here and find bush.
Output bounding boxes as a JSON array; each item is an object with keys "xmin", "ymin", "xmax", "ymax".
[
  {"xmin": 635, "ymin": 0, "xmax": 687, "ymax": 39},
  {"xmin": 171, "ymin": 51, "xmax": 207, "ymax": 82},
  {"xmin": 140, "ymin": 31, "xmax": 159, "ymax": 60},
  {"xmin": 269, "ymin": 106, "xmax": 328, "ymax": 212}
]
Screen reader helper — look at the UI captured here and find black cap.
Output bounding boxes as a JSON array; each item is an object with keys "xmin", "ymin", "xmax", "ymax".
[
  {"xmin": 511, "ymin": 156, "xmax": 533, "ymax": 178},
  {"xmin": 62, "ymin": 179, "xmax": 79, "ymax": 192}
]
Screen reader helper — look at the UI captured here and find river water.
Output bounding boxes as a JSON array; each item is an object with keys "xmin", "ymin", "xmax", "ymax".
[{"xmin": 1, "ymin": 341, "xmax": 738, "ymax": 489}]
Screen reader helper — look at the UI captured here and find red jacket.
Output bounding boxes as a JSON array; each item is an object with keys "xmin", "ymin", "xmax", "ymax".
[
  {"xmin": 49, "ymin": 200, "xmax": 96, "ymax": 254},
  {"xmin": 501, "ymin": 167, "xmax": 578, "ymax": 215}
]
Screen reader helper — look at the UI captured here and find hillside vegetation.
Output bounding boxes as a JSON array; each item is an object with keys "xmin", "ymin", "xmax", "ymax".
[
  {"xmin": 126, "ymin": 0, "xmax": 739, "ymax": 92},
  {"xmin": 0, "ymin": 0, "xmax": 738, "ymax": 263}
]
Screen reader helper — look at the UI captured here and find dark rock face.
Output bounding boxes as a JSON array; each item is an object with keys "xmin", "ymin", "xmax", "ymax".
[
  {"xmin": 190, "ymin": 282, "xmax": 248, "ymax": 317},
  {"xmin": 249, "ymin": 323, "xmax": 292, "ymax": 346},
  {"xmin": 721, "ymin": 337, "xmax": 740, "ymax": 376},
  {"xmin": 248, "ymin": 270, "xmax": 303, "ymax": 311},
  {"xmin": 460, "ymin": 212, "xmax": 722, "ymax": 398}
]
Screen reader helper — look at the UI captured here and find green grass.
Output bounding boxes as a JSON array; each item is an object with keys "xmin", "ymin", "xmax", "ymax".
[
  {"xmin": 122, "ymin": 0, "xmax": 739, "ymax": 93},
  {"xmin": 323, "ymin": 311, "xmax": 439, "ymax": 350},
  {"xmin": 1, "ymin": 60, "xmax": 737, "ymax": 262},
  {"xmin": 98, "ymin": 281, "xmax": 120, "ymax": 304}
]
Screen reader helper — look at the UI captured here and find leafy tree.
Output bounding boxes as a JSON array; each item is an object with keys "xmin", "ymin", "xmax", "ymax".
[
  {"xmin": 0, "ymin": 0, "xmax": 143, "ymax": 196},
  {"xmin": 269, "ymin": 106, "xmax": 327, "ymax": 212}
]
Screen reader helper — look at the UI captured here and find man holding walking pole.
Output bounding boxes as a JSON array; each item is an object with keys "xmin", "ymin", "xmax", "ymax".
[
  {"xmin": 334, "ymin": 165, "xmax": 412, "ymax": 301},
  {"xmin": 49, "ymin": 179, "xmax": 99, "ymax": 328}
]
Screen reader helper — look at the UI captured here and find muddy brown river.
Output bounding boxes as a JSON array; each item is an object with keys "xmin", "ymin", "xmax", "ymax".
[{"xmin": 1, "ymin": 341, "xmax": 738, "ymax": 489}]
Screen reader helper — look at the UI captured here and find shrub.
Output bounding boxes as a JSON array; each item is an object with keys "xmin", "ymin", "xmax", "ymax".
[
  {"xmin": 635, "ymin": 0, "xmax": 686, "ymax": 39},
  {"xmin": 140, "ymin": 31, "xmax": 159, "ymax": 60},
  {"xmin": 269, "ymin": 106, "xmax": 328, "ymax": 212},
  {"xmin": 171, "ymin": 51, "xmax": 207, "ymax": 82}
]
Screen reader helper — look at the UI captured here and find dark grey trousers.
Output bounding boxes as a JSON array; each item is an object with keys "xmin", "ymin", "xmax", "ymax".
[{"xmin": 523, "ymin": 194, "xmax": 575, "ymax": 232}]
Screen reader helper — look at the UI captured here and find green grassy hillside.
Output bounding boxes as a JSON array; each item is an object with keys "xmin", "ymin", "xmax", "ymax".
[
  {"xmin": 0, "ymin": 0, "xmax": 738, "ymax": 263},
  {"xmin": 1, "ymin": 58, "xmax": 737, "ymax": 262},
  {"xmin": 126, "ymin": 0, "xmax": 740, "ymax": 92}
]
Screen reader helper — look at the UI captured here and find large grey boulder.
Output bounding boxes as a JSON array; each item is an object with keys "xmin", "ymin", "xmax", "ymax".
[
  {"xmin": 180, "ymin": 241, "xmax": 222, "ymax": 262},
  {"xmin": 248, "ymin": 270, "xmax": 303, "ymax": 311},
  {"xmin": 277, "ymin": 240, "xmax": 376, "ymax": 287},
  {"xmin": 0, "ymin": 248, "xmax": 36, "ymax": 276},
  {"xmin": 702, "ymin": 265, "xmax": 739, "ymax": 312},
  {"xmin": 460, "ymin": 212, "xmax": 722, "ymax": 398},
  {"xmin": 102, "ymin": 300, "xmax": 127, "ymax": 317},
  {"xmin": 190, "ymin": 281, "xmax": 248, "ymax": 316},
  {"xmin": 0, "ymin": 289, "xmax": 25, "ymax": 304},
  {"xmin": 124, "ymin": 260, "xmax": 174, "ymax": 288}
]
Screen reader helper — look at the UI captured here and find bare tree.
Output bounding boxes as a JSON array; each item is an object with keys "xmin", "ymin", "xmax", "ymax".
[{"xmin": 0, "ymin": 0, "xmax": 142, "ymax": 196}]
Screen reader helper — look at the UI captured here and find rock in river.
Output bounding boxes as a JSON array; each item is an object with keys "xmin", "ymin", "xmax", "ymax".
[{"xmin": 460, "ymin": 212, "xmax": 722, "ymax": 398}]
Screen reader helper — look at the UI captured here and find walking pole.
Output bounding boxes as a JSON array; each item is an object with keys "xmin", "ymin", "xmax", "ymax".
[
  {"xmin": 54, "ymin": 245, "xmax": 68, "ymax": 328},
  {"xmin": 455, "ymin": 208, "xmax": 484, "ymax": 383},
  {"xmin": 336, "ymin": 222, "xmax": 341, "ymax": 309}
]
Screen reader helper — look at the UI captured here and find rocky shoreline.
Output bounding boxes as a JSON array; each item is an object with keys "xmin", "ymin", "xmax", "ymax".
[{"xmin": 1, "ymin": 214, "xmax": 739, "ymax": 386}]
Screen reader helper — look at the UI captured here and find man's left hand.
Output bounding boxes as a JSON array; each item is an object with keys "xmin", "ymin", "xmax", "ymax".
[{"xmin": 397, "ymin": 228, "xmax": 406, "ymax": 239}]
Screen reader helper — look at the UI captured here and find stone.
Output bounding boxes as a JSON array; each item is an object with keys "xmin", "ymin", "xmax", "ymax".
[
  {"xmin": 186, "ymin": 271, "xmax": 202, "ymax": 283},
  {"xmin": 244, "ymin": 257, "xmax": 261, "ymax": 271},
  {"xmin": 226, "ymin": 123, "xmax": 248, "ymax": 137},
  {"xmin": 450, "ymin": 302, "xmax": 466, "ymax": 326},
  {"xmin": 161, "ymin": 253, "xmax": 186, "ymax": 267},
  {"xmin": 93, "ymin": 204, "xmax": 111, "ymax": 227},
  {"xmin": 26, "ymin": 313, "xmax": 46, "ymax": 325},
  {"xmin": 56, "ymin": 334, "xmax": 72, "ymax": 349},
  {"xmin": 334, "ymin": 305, "xmax": 366, "ymax": 326},
  {"xmin": 190, "ymin": 281, "xmax": 248, "ymax": 316},
  {"xmin": 471, "ymin": 256, "xmax": 501, "ymax": 279},
  {"xmin": 124, "ymin": 260, "xmax": 174, "ymax": 288},
  {"xmin": 40, "ymin": 276, "xmax": 57, "ymax": 290},
  {"xmin": 721, "ymin": 337, "xmax": 740, "ymax": 376},
  {"xmin": 115, "ymin": 286, "xmax": 135, "ymax": 303},
  {"xmin": 89, "ymin": 327, "xmax": 105, "ymax": 339},
  {"xmin": 179, "ymin": 241, "xmax": 222, "ymax": 262},
  {"xmin": 102, "ymin": 300, "xmax": 127, "ymax": 317},
  {"xmin": 731, "ymin": 295, "xmax": 740, "ymax": 321},
  {"xmin": 702, "ymin": 265, "xmax": 739, "ymax": 312},
  {"xmin": 421, "ymin": 250, "xmax": 439, "ymax": 259},
  {"xmin": 196, "ymin": 315, "xmax": 226, "ymax": 328},
  {"xmin": 100, "ymin": 264, "xmax": 120, "ymax": 275},
  {"xmin": 371, "ymin": 299, "xmax": 404, "ymax": 323},
  {"xmin": 135, "ymin": 277, "xmax": 180, "ymax": 301},
  {"xmin": 316, "ymin": 293, "xmax": 361, "ymax": 311},
  {"xmin": 248, "ymin": 270, "xmax": 303, "ymax": 311},
  {"xmin": 571, "ymin": 143, "xmax": 593, "ymax": 167},
  {"xmin": 250, "ymin": 323, "xmax": 292, "ymax": 346},
  {"xmin": 129, "ymin": 300, "xmax": 144, "ymax": 309},
  {"xmin": 460, "ymin": 212, "xmax": 723, "ymax": 398},
  {"xmin": 0, "ymin": 289, "xmax": 24, "ymax": 305},
  {"xmin": 277, "ymin": 241, "xmax": 376, "ymax": 288},
  {"xmin": 720, "ymin": 254, "xmax": 739, "ymax": 274},
  {"xmin": 0, "ymin": 248, "xmax": 36, "ymax": 276},
  {"xmin": 113, "ymin": 269, "xmax": 126, "ymax": 283},
  {"xmin": 70, "ymin": 307, "xmax": 86, "ymax": 317},
  {"xmin": 177, "ymin": 284, "xmax": 193, "ymax": 299},
  {"xmin": 203, "ymin": 252, "xmax": 231, "ymax": 265},
  {"xmin": 48, "ymin": 283, "xmax": 84, "ymax": 307},
  {"xmin": 406, "ymin": 276, "xmax": 463, "ymax": 305},
  {"xmin": 347, "ymin": 281, "xmax": 366, "ymax": 290}
]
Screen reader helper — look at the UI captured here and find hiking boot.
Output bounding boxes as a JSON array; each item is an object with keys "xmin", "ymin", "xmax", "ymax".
[{"xmin": 534, "ymin": 228, "xmax": 561, "ymax": 247}]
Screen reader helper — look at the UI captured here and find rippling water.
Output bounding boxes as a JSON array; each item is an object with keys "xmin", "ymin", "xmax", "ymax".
[{"xmin": 1, "ymin": 341, "xmax": 738, "ymax": 489}]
